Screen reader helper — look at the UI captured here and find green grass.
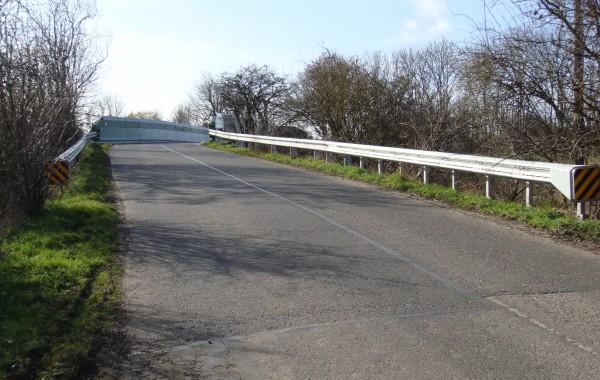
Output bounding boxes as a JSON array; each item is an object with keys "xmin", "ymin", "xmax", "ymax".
[
  {"xmin": 0, "ymin": 143, "xmax": 121, "ymax": 379},
  {"xmin": 206, "ymin": 140, "xmax": 600, "ymax": 246}
]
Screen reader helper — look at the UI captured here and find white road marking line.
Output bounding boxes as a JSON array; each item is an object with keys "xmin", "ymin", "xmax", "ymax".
[
  {"xmin": 488, "ymin": 296, "xmax": 598, "ymax": 357},
  {"xmin": 162, "ymin": 145, "xmax": 497, "ymax": 310}
]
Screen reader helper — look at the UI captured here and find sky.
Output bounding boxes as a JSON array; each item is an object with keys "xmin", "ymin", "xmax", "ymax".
[{"xmin": 94, "ymin": 0, "xmax": 491, "ymax": 120}]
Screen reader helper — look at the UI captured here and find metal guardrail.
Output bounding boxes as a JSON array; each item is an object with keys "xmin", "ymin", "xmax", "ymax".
[
  {"xmin": 46, "ymin": 132, "xmax": 97, "ymax": 185},
  {"xmin": 58, "ymin": 131, "xmax": 97, "ymax": 165},
  {"xmin": 209, "ymin": 130, "xmax": 600, "ymax": 218}
]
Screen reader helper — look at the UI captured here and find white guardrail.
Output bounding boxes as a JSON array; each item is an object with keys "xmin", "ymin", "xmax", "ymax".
[
  {"xmin": 45, "ymin": 131, "xmax": 97, "ymax": 185},
  {"xmin": 209, "ymin": 130, "xmax": 600, "ymax": 218},
  {"xmin": 58, "ymin": 131, "xmax": 98, "ymax": 165}
]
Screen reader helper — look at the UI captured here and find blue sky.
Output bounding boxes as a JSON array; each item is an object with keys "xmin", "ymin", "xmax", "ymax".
[{"xmin": 95, "ymin": 0, "xmax": 489, "ymax": 118}]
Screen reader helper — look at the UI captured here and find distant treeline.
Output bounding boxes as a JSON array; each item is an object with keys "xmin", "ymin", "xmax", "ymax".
[{"xmin": 174, "ymin": 1, "xmax": 599, "ymax": 168}]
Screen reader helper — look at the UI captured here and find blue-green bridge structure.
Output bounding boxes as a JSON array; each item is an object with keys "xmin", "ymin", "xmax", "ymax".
[{"xmin": 92, "ymin": 116, "xmax": 210, "ymax": 143}]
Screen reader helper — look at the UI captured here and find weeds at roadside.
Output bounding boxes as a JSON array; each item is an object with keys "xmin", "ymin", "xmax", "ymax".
[{"xmin": 0, "ymin": 143, "xmax": 121, "ymax": 379}]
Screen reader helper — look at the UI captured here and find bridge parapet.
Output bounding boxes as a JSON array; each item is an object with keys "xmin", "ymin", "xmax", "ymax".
[{"xmin": 93, "ymin": 116, "xmax": 210, "ymax": 143}]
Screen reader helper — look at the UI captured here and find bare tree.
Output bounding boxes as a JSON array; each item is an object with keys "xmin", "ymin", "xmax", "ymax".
[
  {"xmin": 219, "ymin": 64, "xmax": 290, "ymax": 135},
  {"xmin": 291, "ymin": 51, "xmax": 371, "ymax": 141},
  {"xmin": 127, "ymin": 110, "xmax": 162, "ymax": 120},
  {"xmin": 291, "ymin": 50, "xmax": 411, "ymax": 146},
  {"xmin": 92, "ymin": 93, "xmax": 125, "ymax": 117},
  {"xmin": 291, "ymin": 47, "xmax": 468, "ymax": 150},
  {"xmin": 392, "ymin": 40, "xmax": 473, "ymax": 152},
  {"xmin": 0, "ymin": 0, "xmax": 105, "ymax": 225},
  {"xmin": 171, "ymin": 102, "xmax": 194, "ymax": 124},
  {"xmin": 472, "ymin": 0, "xmax": 600, "ymax": 163},
  {"xmin": 188, "ymin": 73, "xmax": 224, "ymax": 124}
]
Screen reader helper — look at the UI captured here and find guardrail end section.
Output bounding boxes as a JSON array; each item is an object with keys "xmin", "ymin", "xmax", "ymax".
[{"xmin": 45, "ymin": 160, "xmax": 70, "ymax": 186}]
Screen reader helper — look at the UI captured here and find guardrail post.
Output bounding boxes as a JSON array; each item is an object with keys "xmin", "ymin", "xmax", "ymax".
[
  {"xmin": 423, "ymin": 166, "xmax": 430, "ymax": 184},
  {"xmin": 326, "ymin": 153, "xmax": 331, "ymax": 163},
  {"xmin": 451, "ymin": 170, "xmax": 457, "ymax": 191},
  {"xmin": 486, "ymin": 175, "xmax": 492, "ymax": 199},
  {"xmin": 343, "ymin": 155, "xmax": 352, "ymax": 166},
  {"xmin": 271, "ymin": 145, "xmax": 276, "ymax": 154},
  {"xmin": 398, "ymin": 163, "xmax": 404, "ymax": 174},
  {"xmin": 360, "ymin": 157, "xmax": 365, "ymax": 169},
  {"xmin": 313, "ymin": 150, "xmax": 319, "ymax": 159},
  {"xmin": 525, "ymin": 181, "xmax": 532, "ymax": 206},
  {"xmin": 576, "ymin": 202, "xmax": 587, "ymax": 220},
  {"xmin": 378, "ymin": 160, "xmax": 383, "ymax": 174},
  {"xmin": 290, "ymin": 147, "xmax": 297, "ymax": 158}
]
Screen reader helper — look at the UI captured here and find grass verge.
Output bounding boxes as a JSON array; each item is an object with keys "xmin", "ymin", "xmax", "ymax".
[
  {"xmin": 0, "ymin": 143, "xmax": 121, "ymax": 379},
  {"xmin": 205, "ymin": 141, "xmax": 600, "ymax": 246}
]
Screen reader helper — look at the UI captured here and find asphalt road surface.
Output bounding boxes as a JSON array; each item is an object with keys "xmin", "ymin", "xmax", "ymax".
[{"xmin": 105, "ymin": 143, "xmax": 600, "ymax": 379}]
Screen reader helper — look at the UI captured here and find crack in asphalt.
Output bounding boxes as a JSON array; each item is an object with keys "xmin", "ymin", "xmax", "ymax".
[{"xmin": 153, "ymin": 306, "xmax": 493, "ymax": 355}]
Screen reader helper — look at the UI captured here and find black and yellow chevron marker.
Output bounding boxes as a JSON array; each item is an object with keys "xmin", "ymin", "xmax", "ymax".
[
  {"xmin": 45, "ymin": 160, "xmax": 69, "ymax": 185},
  {"xmin": 573, "ymin": 166, "xmax": 600, "ymax": 201}
]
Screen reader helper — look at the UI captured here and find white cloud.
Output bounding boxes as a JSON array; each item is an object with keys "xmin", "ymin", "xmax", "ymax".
[
  {"xmin": 386, "ymin": 0, "xmax": 453, "ymax": 47},
  {"xmin": 414, "ymin": 0, "xmax": 452, "ymax": 36},
  {"xmin": 427, "ymin": 18, "xmax": 452, "ymax": 36},
  {"xmin": 385, "ymin": 19, "xmax": 420, "ymax": 45},
  {"xmin": 415, "ymin": 0, "xmax": 447, "ymax": 18}
]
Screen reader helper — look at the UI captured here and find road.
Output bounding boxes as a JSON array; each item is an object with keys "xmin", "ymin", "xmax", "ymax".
[{"xmin": 105, "ymin": 142, "xmax": 600, "ymax": 379}]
